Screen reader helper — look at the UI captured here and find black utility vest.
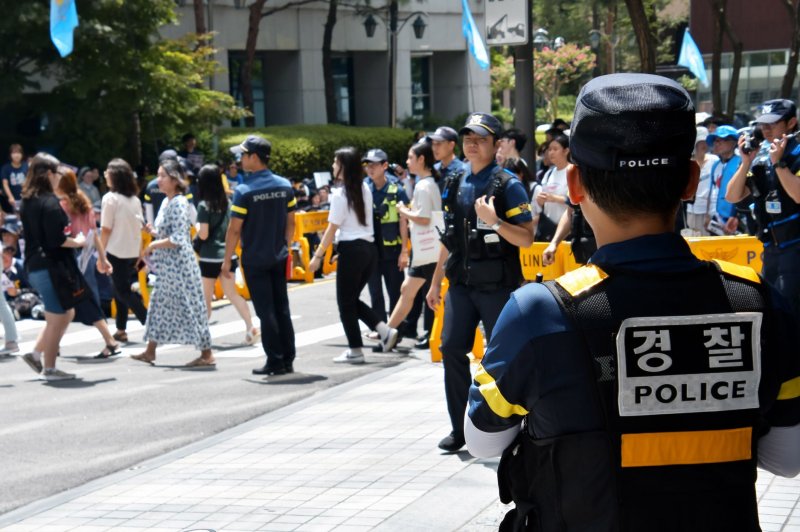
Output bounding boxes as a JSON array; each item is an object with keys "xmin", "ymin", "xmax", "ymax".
[
  {"xmin": 442, "ymin": 167, "xmax": 523, "ymax": 290},
  {"xmin": 749, "ymin": 138, "xmax": 800, "ymax": 248},
  {"xmin": 498, "ymin": 260, "xmax": 771, "ymax": 532}
]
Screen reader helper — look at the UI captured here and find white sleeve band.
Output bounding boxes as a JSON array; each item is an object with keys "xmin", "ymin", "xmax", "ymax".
[
  {"xmin": 757, "ymin": 422, "xmax": 800, "ymax": 478},
  {"xmin": 464, "ymin": 412, "xmax": 521, "ymax": 459}
]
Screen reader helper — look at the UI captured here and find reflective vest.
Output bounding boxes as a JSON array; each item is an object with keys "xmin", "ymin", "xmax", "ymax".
[
  {"xmin": 498, "ymin": 260, "xmax": 768, "ymax": 531},
  {"xmin": 378, "ymin": 182, "xmax": 402, "ymax": 248}
]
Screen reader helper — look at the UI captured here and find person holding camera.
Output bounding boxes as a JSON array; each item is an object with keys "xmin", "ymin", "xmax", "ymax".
[
  {"xmin": 705, "ymin": 125, "xmax": 742, "ymax": 235},
  {"xmin": 727, "ymin": 99, "xmax": 800, "ymax": 312}
]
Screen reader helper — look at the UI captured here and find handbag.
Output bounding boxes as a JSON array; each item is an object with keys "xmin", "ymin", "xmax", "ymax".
[
  {"xmin": 44, "ymin": 250, "xmax": 89, "ymax": 310},
  {"xmin": 192, "ymin": 210, "xmax": 226, "ymax": 253}
]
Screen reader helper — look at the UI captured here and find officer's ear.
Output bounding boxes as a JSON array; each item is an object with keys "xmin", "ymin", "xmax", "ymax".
[
  {"xmin": 566, "ymin": 164, "xmax": 585, "ymax": 204},
  {"xmin": 787, "ymin": 116, "xmax": 798, "ymax": 132},
  {"xmin": 683, "ymin": 160, "xmax": 701, "ymax": 201}
]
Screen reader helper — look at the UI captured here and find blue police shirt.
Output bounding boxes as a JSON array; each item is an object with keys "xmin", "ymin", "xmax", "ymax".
[
  {"xmin": 468, "ymin": 232, "xmax": 800, "ymax": 437},
  {"xmin": 365, "ymin": 174, "xmax": 410, "ymax": 208},
  {"xmin": 435, "ymin": 158, "xmax": 467, "ymax": 180},
  {"xmin": 143, "ymin": 179, "xmax": 166, "ymax": 220},
  {"xmin": 466, "ymin": 161, "xmax": 533, "ymax": 224},
  {"xmin": 231, "ymin": 169, "xmax": 297, "ymax": 269}
]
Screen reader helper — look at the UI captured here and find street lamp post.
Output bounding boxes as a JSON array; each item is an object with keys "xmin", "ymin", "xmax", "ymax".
[{"xmin": 361, "ymin": 2, "xmax": 427, "ymax": 127}]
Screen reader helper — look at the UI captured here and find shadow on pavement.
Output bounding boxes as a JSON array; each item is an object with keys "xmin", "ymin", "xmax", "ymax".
[
  {"xmin": 69, "ymin": 356, "xmax": 124, "ymax": 365},
  {"xmin": 246, "ymin": 373, "xmax": 328, "ymax": 386},
  {"xmin": 42, "ymin": 377, "xmax": 118, "ymax": 388}
]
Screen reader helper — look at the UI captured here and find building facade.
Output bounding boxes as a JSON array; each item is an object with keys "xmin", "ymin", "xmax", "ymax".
[{"xmin": 163, "ymin": 0, "xmax": 491, "ymax": 127}]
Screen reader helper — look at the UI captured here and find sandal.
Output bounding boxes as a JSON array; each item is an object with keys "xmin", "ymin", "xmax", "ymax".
[
  {"xmin": 185, "ymin": 357, "xmax": 216, "ymax": 368},
  {"xmin": 113, "ymin": 331, "xmax": 129, "ymax": 343},
  {"xmin": 130, "ymin": 353, "xmax": 155, "ymax": 365},
  {"xmin": 94, "ymin": 344, "xmax": 121, "ymax": 359}
]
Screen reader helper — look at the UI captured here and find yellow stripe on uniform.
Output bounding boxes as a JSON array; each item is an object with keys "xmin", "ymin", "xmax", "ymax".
[
  {"xmin": 713, "ymin": 259, "xmax": 761, "ymax": 284},
  {"xmin": 777, "ymin": 376, "xmax": 800, "ymax": 400},
  {"xmin": 505, "ymin": 204, "xmax": 530, "ymax": 218},
  {"xmin": 555, "ymin": 264, "xmax": 609, "ymax": 297},
  {"xmin": 620, "ymin": 427, "xmax": 751, "ymax": 468},
  {"xmin": 231, "ymin": 204, "xmax": 248, "ymax": 215},
  {"xmin": 473, "ymin": 364, "xmax": 529, "ymax": 418},
  {"xmin": 287, "ymin": 198, "xmax": 297, "ymax": 208}
]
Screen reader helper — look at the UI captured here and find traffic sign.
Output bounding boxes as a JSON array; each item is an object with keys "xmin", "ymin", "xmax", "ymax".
[{"xmin": 485, "ymin": 0, "xmax": 529, "ymax": 46}]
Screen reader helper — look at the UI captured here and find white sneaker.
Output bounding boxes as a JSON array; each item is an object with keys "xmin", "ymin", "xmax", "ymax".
[
  {"xmin": 39, "ymin": 368, "xmax": 76, "ymax": 382},
  {"xmin": 333, "ymin": 350, "xmax": 365, "ymax": 364},
  {"xmin": 380, "ymin": 328, "xmax": 399, "ymax": 352},
  {"xmin": 0, "ymin": 342, "xmax": 19, "ymax": 357},
  {"xmin": 244, "ymin": 328, "xmax": 261, "ymax": 346}
]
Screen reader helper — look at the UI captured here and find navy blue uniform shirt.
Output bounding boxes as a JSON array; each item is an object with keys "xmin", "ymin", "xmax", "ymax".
[
  {"xmin": 465, "ymin": 161, "xmax": 533, "ymax": 224},
  {"xmin": 231, "ymin": 169, "xmax": 297, "ymax": 269},
  {"xmin": 365, "ymin": 174, "xmax": 410, "ymax": 210}
]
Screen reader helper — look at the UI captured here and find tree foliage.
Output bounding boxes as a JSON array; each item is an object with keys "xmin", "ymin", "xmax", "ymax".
[{"xmin": 534, "ymin": 44, "xmax": 596, "ymax": 122}]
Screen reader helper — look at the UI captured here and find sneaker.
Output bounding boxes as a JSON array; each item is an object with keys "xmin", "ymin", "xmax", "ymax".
[
  {"xmin": 380, "ymin": 327, "xmax": 399, "ymax": 352},
  {"xmin": 333, "ymin": 350, "xmax": 365, "ymax": 364},
  {"xmin": 39, "ymin": 368, "xmax": 76, "ymax": 382},
  {"xmin": 21, "ymin": 353, "xmax": 43, "ymax": 374},
  {"xmin": 0, "ymin": 342, "xmax": 19, "ymax": 357},
  {"xmin": 438, "ymin": 431, "xmax": 466, "ymax": 453},
  {"xmin": 364, "ymin": 331, "xmax": 380, "ymax": 341},
  {"xmin": 244, "ymin": 328, "xmax": 261, "ymax": 346}
]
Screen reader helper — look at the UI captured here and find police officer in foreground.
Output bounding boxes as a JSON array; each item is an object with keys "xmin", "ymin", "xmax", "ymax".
[
  {"xmin": 426, "ymin": 112, "xmax": 534, "ymax": 453},
  {"xmin": 727, "ymin": 99, "xmax": 800, "ymax": 313},
  {"xmin": 466, "ymin": 74, "xmax": 800, "ymax": 531}
]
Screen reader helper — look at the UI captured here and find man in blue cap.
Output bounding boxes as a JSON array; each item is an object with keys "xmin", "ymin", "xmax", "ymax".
[
  {"xmin": 706, "ymin": 124, "xmax": 741, "ymax": 234},
  {"xmin": 467, "ymin": 75, "xmax": 800, "ymax": 530}
]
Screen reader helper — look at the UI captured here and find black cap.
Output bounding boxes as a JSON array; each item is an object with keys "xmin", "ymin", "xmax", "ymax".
[
  {"xmin": 362, "ymin": 149, "xmax": 388, "ymax": 163},
  {"xmin": 230, "ymin": 135, "xmax": 272, "ymax": 159},
  {"xmin": 570, "ymin": 73, "xmax": 695, "ymax": 172},
  {"xmin": 459, "ymin": 112, "xmax": 503, "ymax": 137},
  {"xmin": 430, "ymin": 126, "xmax": 458, "ymax": 142},
  {"xmin": 755, "ymin": 99, "xmax": 797, "ymax": 124},
  {"xmin": 158, "ymin": 149, "xmax": 179, "ymax": 163}
]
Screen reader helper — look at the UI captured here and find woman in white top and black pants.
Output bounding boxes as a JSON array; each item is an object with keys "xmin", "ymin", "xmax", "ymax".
[{"xmin": 309, "ymin": 147, "xmax": 396, "ymax": 364}]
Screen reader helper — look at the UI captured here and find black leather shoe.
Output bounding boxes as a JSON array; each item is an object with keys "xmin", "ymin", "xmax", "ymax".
[
  {"xmin": 252, "ymin": 364, "xmax": 286, "ymax": 376},
  {"xmin": 414, "ymin": 337, "xmax": 430, "ymax": 350},
  {"xmin": 285, "ymin": 364, "xmax": 294, "ymax": 374},
  {"xmin": 438, "ymin": 432, "xmax": 465, "ymax": 452}
]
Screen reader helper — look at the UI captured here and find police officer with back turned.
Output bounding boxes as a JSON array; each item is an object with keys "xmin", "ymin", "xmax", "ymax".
[
  {"xmin": 727, "ymin": 98, "xmax": 800, "ymax": 313},
  {"xmin": 465, "ymin": 74, "xmax": 800, "ymax": 531},
  {"xmin": 426, "ymin": 112, "xmax": 534, "ymax": 453}
]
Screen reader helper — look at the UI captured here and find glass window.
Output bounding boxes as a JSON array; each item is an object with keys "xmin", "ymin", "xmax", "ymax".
[
  {"xmin": 770, "ymin": 51, "xmax": 787, "ymax": 65},
  {"xmin": 748, "ymin": 52, "xmax": 769, "ymax": 68},
  {"xmin": 411, "ymin": 56, "xmax": 431, "ymax": 119},
  {"xmin": 228, "ymin": 52, "xmax": 266, "ymax": 127},
  {"xmin": 748, "ymin": 91, "xmax": 764, "ymax": 104},
  {"xmin": 332, "ymin": 56, "xmax": 355, "ymax": 125}
]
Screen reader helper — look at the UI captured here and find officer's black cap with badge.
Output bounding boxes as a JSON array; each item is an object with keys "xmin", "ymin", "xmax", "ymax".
[
  {"xmin": 459, "ymin": 112, "xmax": 503, "ymax": 139},
  {"xmin": 754, "ymin": 99, "xmax": 798, "ymax": 124},
  {"xmin": 230, "ymin": 135, "xmax": 272, "ymax": 159},
  {"xmin": 570, "ymin": 73, "xmax": 695, "ymax": 173},
  {"xmin": 430, "ymin": 126, "xmax": 458, "ymax": 143},
  {"xmin": 362, "ymin": 149, "xmax": 388, "ymax": 163}
]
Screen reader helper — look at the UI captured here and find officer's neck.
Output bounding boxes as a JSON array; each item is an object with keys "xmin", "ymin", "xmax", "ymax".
[
  {"xmin": 372, "ymin": 173, "xmax": 387, "ymax": 187},
  {"xmin": 587, "ymin": 202, "xmax": 676, "ymax": 247},
  {"xmin": 439, "ymin": 153, "xmax": 456, "ymax": 167},
  {"xmin": 470, "ymin": 159, "xmax": 495, "ymax": 175}
]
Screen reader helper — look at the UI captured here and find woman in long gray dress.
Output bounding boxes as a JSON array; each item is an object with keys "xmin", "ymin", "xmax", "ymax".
[{"xmin": 130, "ymin": 160, "xmax": 214, "ymax": 367}]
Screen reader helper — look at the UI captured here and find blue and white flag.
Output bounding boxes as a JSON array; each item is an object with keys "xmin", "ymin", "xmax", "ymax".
[
  {"xmin": 678, "ymin": 29, "xmax": 708, "ymax": 87},
  {"xmin": 462, "ymin": 0, "xmax": 489, "ymax": 71},
  {"xmin": 50, "ymin": 0, "xmax": 79, "ymax": 58}
]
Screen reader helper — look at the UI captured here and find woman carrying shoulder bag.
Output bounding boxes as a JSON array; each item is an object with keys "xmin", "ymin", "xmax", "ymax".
[{"xmin": 19, "ymin": 153, "xmax": 87, "ymax": 381}]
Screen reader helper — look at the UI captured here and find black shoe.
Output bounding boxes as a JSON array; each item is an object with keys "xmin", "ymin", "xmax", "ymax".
[
  {"xmin": 414, "ymin": 337, "xmax": 430, "ymax": 350},
  {"xmin": 438, "ymin": 432, "xmax": 465, "ymax": 453},
  {"xmin": 252, "ymin": 364, "xmax": 286, "ymax": 376},
  {"xmin": 285, "ymin": 363, "xmax": 294, "ymax": 374}
]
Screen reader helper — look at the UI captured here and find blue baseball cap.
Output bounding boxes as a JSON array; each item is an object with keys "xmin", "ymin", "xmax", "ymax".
[{"xmin": 706, "ymin": 125, "xmax": 739, "ymax": 146}]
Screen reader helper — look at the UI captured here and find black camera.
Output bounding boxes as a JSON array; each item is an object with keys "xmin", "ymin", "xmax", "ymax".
[{"xmin": 740, "ymin": 127, "xmax": 764, "ymax": 155}]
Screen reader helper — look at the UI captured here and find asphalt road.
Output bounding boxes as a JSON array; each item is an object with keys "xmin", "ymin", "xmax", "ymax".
[{"xmin": 0, "ymin": 277, "xmax": 415, "ymax": 515}]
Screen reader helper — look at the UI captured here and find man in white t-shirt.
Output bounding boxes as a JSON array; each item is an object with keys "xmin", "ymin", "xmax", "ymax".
[{"xmin": 684, "ymin": 126, "xmax": 719, "ymax": 235}]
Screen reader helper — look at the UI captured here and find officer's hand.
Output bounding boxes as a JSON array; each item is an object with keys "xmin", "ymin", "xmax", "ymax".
[
  {"xmin": 221, "ymin": 259, "xmax": 232, "ymax": 279},
  {"xmin": 769, "ymin": 134, "xmax": 789, "ymax": 166},
  {"xmin": 426, "ymin": 283, "xmax": 441, "ymax": 311},
  {"xmin": 738, "ymin": 135, "xmax": 755, "ymax": 166},
  {"xmin": 724, "ymin": 216, "xmax": 739, "ymax": 235},
  {"xmin": 474, "ymin": 195, "xmax": 498, "ymax": 226},
  {"xmin": 543, "ymin": 243, "xmax": 557, "ymax": 266}
]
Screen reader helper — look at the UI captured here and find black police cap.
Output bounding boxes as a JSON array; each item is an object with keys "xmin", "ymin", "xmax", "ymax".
[
  {"xmin": 755, "ymin": 99, "xmax": 797, "ymax": 124},
  {"xmin": 460, "ymin": 112, "xmax": 503, "ymax": 138},
  {"xmin": 570, "ymin": 73, "xmax": 695, "ymax": 172},
  {"xmin": 230, "ymin": 135, "xmax": 272, "ymax": 159}
]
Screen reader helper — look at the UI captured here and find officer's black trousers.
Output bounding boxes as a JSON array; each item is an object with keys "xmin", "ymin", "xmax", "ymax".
[
  {"xmin": 441, "ymin": 283, "xmax": 513, "ymax": 435},
  {"xmin": 763, "ymin": 244, "xmax": 800, "ymax": 315},
  {"xmin": 337, "ymin": 239, "xmax": 382, "ymax": 348},
  {"xmin": 243, "ymin": 259, "xmax": 296, "ymax": 371},
  {"xmin": 367, "ymin": 253, "xmax": 405, "ymax": 322}
]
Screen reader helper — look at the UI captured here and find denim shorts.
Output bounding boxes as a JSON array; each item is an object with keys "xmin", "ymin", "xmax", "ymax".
[{"xmin": 28, "ymin": 268, "xmax": 66, "ymax": 314}]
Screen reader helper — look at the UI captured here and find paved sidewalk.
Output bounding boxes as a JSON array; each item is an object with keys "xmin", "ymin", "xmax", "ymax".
[{"xmin": 3, "ymin": 356, "xmax": 800, "ymax": 531}]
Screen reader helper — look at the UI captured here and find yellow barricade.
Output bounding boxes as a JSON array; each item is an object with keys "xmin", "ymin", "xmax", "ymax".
[
  {"xmin": 429, "ymin": 278, "xmax": 485, "ymax": 362},
  {"xmin": 685, "ymin": 235, "xmax": 763, "ymax": 272},
  {"xmin": 290, "ymin": 211, "xmax": 337, "ymax": 283}
]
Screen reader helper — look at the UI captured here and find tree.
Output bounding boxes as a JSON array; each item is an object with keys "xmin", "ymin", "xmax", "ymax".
[
  {"xmin": 623, "ymin": 0, "xmax": 657, "ymax": 72},
  {"xmin": 193, "ymin": 0, "xmax": 207, "ymax": 35},
  {"xmin": 534, "ymin": 43, "xmax": 596, "ymax": 122},
  {"xmin": 322, "ymin": 0, "xmax": 340, "ymax": 123},
  {"xmin": 710, "ymin": 0, "xmax": 743, "ymax": 118},
  {"xmin": 781, "ymin": 0, "xmax": 800, "ymax": 99}
]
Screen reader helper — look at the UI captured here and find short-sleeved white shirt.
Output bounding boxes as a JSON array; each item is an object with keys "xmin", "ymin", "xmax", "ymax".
[
  {"xmin": 101, "ymin": 192, "xmax": 144, "ymax": 259},
  {"xmin": 328, "ymin": 184, "xmax": 374, "ymax": 242},
  {"xmin": 410, "ymin": 176, "xmax": 442, "ymax": 233}
]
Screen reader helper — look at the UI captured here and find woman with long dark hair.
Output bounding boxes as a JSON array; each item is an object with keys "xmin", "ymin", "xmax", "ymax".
[
  {"xmin": 100, "ymin": 158, "xmax": 147, "ymax": 342},
  {"xmin": 534, "ymin": 134, "xmax": 571, "ymax": 242},
  {"xmin": 19, "ymin": 153, "xmax": 87, "ymax": 381},
  {"xmin": 56, "ymin": 167, "xmax": 120, "ymax": 358},
  {"xmin": 309, "ymin": 147, "xmax": 394, "ymax": 363},
  {"xmin": 195, "ymin": 164, "xmax": 258, "ymax": 344}
]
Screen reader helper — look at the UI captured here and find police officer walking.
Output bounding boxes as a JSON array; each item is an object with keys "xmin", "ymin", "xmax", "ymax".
[
  {"xmin": 466, "ymin": 75, "xmax": 800, "ymax": 531},
  {"xmin": 727, "ymin": 99, "xmax": 800, "ymax": 313},
  {"xmin": 223, "ymin": 135, "xmax": 297, "ymax": 377},
  {"xmin": 426, "ymin": 113, "xmax": 534, "ymax": 452},
  {"xmin": 363, "ymin": 148, "xmax": 410, "ymax": 325},
  {"xmin": 430, "ymin": 126, "xmax": 467, "ymax": 192}
]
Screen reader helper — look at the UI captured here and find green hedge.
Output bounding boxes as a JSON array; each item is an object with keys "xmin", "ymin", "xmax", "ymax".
[{"xmin": 217, "ymin": 125, "xmax": 416, "ymax": 181}]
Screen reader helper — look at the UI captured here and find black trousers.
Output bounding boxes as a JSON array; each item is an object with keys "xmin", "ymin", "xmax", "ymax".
[
  {"xmin": 402, "ymin": 277, "xmax": 434, "ymax": 338},
  {"xmin": 367, "ymin": 251, "xmax": 405, "ymax": 322},
  {"xmin": 440, "ymin": 283, "xmax": 514, "ymax": 436},
  {"xmin": 337, "ymin": 239, "xmax": 381, "ymax": 348},
  {"xmin": 763, "ymin": 244, "xmax": 800, "ymax": 314},
  {"xmin": 244, "ymin": 259, "xmax": 296, "ymax": 371},
  {"xmin": 107, "ymin": 253, "xmax": 148, "ymax": 331}
]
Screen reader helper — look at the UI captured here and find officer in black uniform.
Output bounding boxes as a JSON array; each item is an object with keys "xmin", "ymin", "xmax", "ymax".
[
  {"xmin": 426, "ymin": 112, "xmax": 534, "ymax": 452},
  {"xmin": 465, "ymin": 74, "xmax": 800, "ymax": 531},
  {"xmin": 727, "ymin": 99, "xmax": 800, "ymax": 313}
]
